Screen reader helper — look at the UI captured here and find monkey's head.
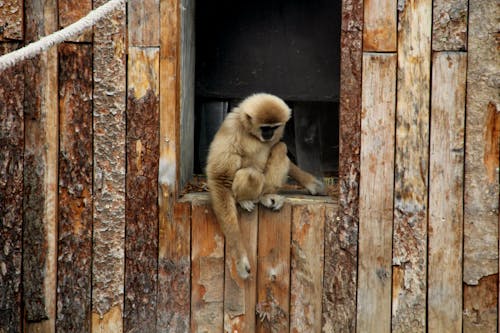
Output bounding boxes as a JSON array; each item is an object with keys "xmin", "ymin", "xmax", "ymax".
[{"xmin": 238, "ymin": 93, "xmax": 291, "ymax": 143}]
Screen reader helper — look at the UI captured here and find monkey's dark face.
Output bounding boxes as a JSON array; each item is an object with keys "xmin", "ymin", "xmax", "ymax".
[{"xmin": 260, "ymin": 124, "xmax": 281, "ymax": 141}]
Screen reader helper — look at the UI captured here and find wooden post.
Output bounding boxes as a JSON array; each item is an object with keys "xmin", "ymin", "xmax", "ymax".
[
  {"xmin": 0, "ymin": 42, "xmax": 24, "ymax": 333},
  {"xmin": 23, "ymin": 0, "xmax": 58, "ymax": 331},
  {"xmin": 128, "ymin": 0, "xmax": 160, "ymax": 47},
  {"xmin": 124, "ymin": 47, "xmax": 160, "ymax": 333},
  {"xmin": 427, "ymin": 51, "xmax": 466, "ymax": 333},
  {"xmin": 224, "ymin": 209, "xmax": 258, "ymax": 333},
  {"xmin": 356, "ymin": 53, "xmax": 396, "ymax": 333},
  {"xmin": 191, "ymin": 200, "xmax": 224, "ymax": 333},
  {"xmin": 363, "ymin": 0, "xmax": 396, "ymax": 51},
  {"xmin": 322, "ymin": 0, "xmax": 362, "ymax": 330},
  {"xmin": 58, "ymin": 0, "xmax": 92, "ymax": 42},
  {"xmin": 463, "ymin": 0, "xmax": 499, "ymax": 331},
  {"xmin": 57, "ymin": 42, "xmax": 93, "ymax": 333},
  {"xmin": 290, "ymin": 204, "xmax": 326, "ymax": 333},
  {"xmin": 256, "ymin": 205, "xmax": 292, "ymax": 333},
  {"xmin": 392, "ymin": 1, "xmax": 432, "ymax": 331},
  {"xmin": 91, "ymin": 0, "xmax": 126, "ymax": 331},
  {"xmin": 0, "ymin": 0, "xmax": 23, "ymax": 40}
]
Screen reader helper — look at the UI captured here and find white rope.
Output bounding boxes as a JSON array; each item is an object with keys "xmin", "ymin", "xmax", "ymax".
[{"xmin": 0, "ymin": 0, "xmax": 126, "ymax": 72}]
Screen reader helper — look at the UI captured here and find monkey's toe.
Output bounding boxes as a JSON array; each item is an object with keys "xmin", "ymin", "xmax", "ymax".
[
  {"xmin": 236, "ymin": 256, "xmax": 251, "ymax": 280},
  {"xmin": 239, "ymin": 200, "xmax": 256, "ymax": 212},
  {"xmin": 260, "ymin": 194, "xmax": 285, "ymax": 211},
  {"xmin": 306, "ymin": 178, "xmax": 327, "ymax": 196}
]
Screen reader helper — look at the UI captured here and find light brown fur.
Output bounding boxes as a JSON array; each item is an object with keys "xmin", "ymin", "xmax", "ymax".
[{"xmin": 206, "ymin": 93, "xmax": 325, "ymax": 279}]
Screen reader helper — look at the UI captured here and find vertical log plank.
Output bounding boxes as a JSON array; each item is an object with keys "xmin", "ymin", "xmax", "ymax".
[
  {"xmin": 392, "ymin": 1, "xmax": 431, "ymax": 331},
  {"xmin": 432, "ymin": 0, "xmax": 468, "ymax": 51},
  {"xmin": 363, "ymin": 0, "xmax": 396, "ymax": 51},
  {"xmin": 157, "ymin": 201, "xmax": 191, "ymax": 332},
  {"xmin": 57, "ymin": 43, "xmax": 93, "ymax": 333},
  {"xmin": 322, "ymin": 0, "xmax": 362, "ymax": 330},
  {"xmin": 124, "ymin": 48, "xmax": 160, "ymax": 333},
  {"xmin": 58, "ymin": 0, "xmax": 92, "ymax": 42},
  {"xmin": 427, "ymin": 52, "xmax": 466, "ymax": 333},
  {"xmin": 290, "ymin": 204, "xmax": 325, "ymax": 333},
  {"xmin": 463, "ymin": 0, "xmax": 499, "ymax": 331},
  {"xmin": 256, "ymin": 205, "xmax": 292, "ymax": 333},
  {"xmin": 224, "ymin": 209, "xmax": 258, "ymax": 333},
  {"xmin": 356, "ymin": 53, "xmax": 396, "ymax": 333},
  {"xmin": 91, "ymin": 0, "xmax": 126, "ymax": 331},
  {"xmin": 23, "ymin": 0, "xmax": 58, "ymax": 331},
  {"xmin": 191, "ymin": 200, "xmax": 224, "ymax": 333},
  {"xmin": 0, "ymin": 43, "xmax": 24, "ymax": 333},
  {"xmin": 0, "ymin": 0, "xmax": 23, "ymax": 40},
  {"xmin": 128, "ymin": 0, "xmax": 159, "ymax": 47}
]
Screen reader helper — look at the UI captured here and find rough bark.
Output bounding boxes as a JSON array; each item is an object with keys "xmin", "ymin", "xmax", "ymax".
[
  {"xmin": 463, "ymin": 274, "xmax": 499, "ymax": 333},
  {"xmin": 0, "ymin": 0, "xmax": 23, "ymax": 40},
  {"xmin": 58, "ymin": 0, "xmax": 92, "ymax": 42},
  {"xmin": 432, "ymin": 0, "xmax": 468, "ymax": 51}
]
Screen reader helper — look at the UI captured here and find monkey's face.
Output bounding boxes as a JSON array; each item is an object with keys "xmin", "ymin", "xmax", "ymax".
[{"xmin": 259, "ymin": 124, "xmax": 283, "ymax": 142}]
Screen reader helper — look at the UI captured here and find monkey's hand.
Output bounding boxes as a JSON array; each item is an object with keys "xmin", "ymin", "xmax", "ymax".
[
  {"xmin": 305, "ymin": 178, "xmax": 327, "ymax": 196},
  {"xmin": 236, "ymin": 255, "xmax": 251, "ymax": 280},
  {"xmin": 239, "ymin": 200, "xmax": 256, "ymax": 212},
  {"xmin": 260, "ymin": 194, "xmax": 285, "ymax": 211}
]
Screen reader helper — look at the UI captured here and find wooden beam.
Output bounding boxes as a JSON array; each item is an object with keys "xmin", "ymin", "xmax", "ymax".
[
  {"xmin": 432, "ymin": 0, "xmax": 468, "ymax": 51},
  {"xmin": 128, "ymin": 0, "xmax": 160, "ymax": 47},
  {"xmin": 91, "ymin": 0, "xmax": 126, "ymax": 331},
  {"xmin": 356, "ymin": 53, "xmax": 396, "ymax": 333},
  {"xmin": 0, "ymin": 42, "xmax": 24, "ymax": 333},
  {"xmin": 322, "ymin": 0, "xmax": 362, "ymax": 330},
  {"xmin": 0, "ymin": 0, "xmax": 23, "ymax": 40},
  {"xmin": 124, "ymin": 47, "xmax": 160, "ymax": 333},
  {"xmin": 23, "ymin": 0, "xmax": 58, "ymax": 331},
  {"xmin": 463, "ymin": 0, "xmax": 499, "ymax": 330},
  {"xmin": 224, "ymin": 208, "xmax": 258, "ymax": 333},
  {"xmin": 363, "ymin": 0, "xmax": 397, "ymax": 51},
  {"xmin": 57, "ymin": 42, "xmax": 93, "ymax": 333},
  {"xmin": 428, "ymin": 51, "xmax": 466, "ymax": 333},
  {"xmin": 256, "ymin": 205, "xmax": 292, "ymax": 333},
  {"xmin": 290, "ymin": 204, "xmax": 326, "ymax": 333},
  {"xmin": 191, "ymin": 201, "xmax": 224, "ymax": 332},
  {"xmin": 392, "ymin": 1, "xmax": 432, "ymax": 331}
]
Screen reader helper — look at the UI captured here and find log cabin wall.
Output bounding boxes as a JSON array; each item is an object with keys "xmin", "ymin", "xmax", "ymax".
[{"xmin": 0, "ymin": 1, "xmax": 498, "ymax": 333}]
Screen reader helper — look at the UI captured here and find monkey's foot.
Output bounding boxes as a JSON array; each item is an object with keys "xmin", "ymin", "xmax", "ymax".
[
  {"xmin": 236, "ymin": 255, "xmax": 251, "ymax": 279},
  {"xmin": 239, "ymin": 200, "xmax": 256, "ymax": 212},
  {"xmin": 306, "ymin": 178, "xmax": 327, "ymax": 196},
  {"xmin": 260, "ymin": 194, "xmax": 285, "ymax": 211}
]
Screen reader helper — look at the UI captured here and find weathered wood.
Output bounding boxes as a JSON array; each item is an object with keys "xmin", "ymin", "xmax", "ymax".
[
  {"xmin": 191, "ymin": 202, "xmax": 224, "ymax": 333},
  {"xmin": 427, "ymin": 52, "xmax": 466, "ymax": 333},
  {"xmin": 91, "ymin": 0, "xmax": 126, "ymax": 331},
  {"xmin": 290, "ymin": 204, "xmax": 325, "ymax": 333},
  {"xmin": 464, "ymin": 274, "xmax": 498, "ymax": 333},
  {"xmin": 56, "ymin": 42, "xmax": 93, "ymax": 333},
  {"xmin": 463, "ymin": 0, "xmax": 499, "ymax": 285},
  {"xmin": 363, "ymin": 0, "xmax": 396, "ymax": 51},
  {"xmin": 58, "ymin": 0, "xmax": 92, "ymax": 42},
  {"xmin": 432, "ymin": 0, "xmax": 468, "ymax": 51},
  {"xmin": 124, "ymin": 47, "xmax": 160, "ymax": 333},
  {"xmin": 157, "ymin": 201, "xmax": 191, "ymax": 332},
  {"xmin": 224, "ymin": 208, "xmax": 258, "ymax": 333},
  {"xmin": 0, "ymin": 42, "xmax": 24, "ymax": 333},
  {"xmin": 256, "ymin": 205, "xmax": 292, "ymax": 333},
  {"xmin": 392, "ymin": 1, "xmax": 431, "ymax": 331},
  {"xmin": 0, "ymin": 0, "xmax": 23, "ymax": 40},
  {"xmin": 22, "ymin": 0, "xmax": 58, "ymax": 331},
  {"xmin": 322, "ymin": 0, "xmax": 362, "ymax": 330},
  {"xmin": 128, "ymin": 0, "xmax": 159, "ymax": 46},
  {"xmin": 356, "ymin": 53, "xmax": 396, "ymax": 333}
]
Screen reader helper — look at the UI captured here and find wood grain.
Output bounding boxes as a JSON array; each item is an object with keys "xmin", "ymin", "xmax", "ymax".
[
  {"xmin": 256, "ymin": 205, "xmax": 292, "ymax": 333},
  {"xmin": 0, "ymin": 42, "xmax": 24, "ymax": 333},
  {"xmin": 224, "ymin": 208, "xmax": 258, "ymax": 333},
  {"xmin": 57, "ymin": 42, "xmax": 93, "ymax": 333},
  {"xmin": 290, "ymin": 204, "xmax": 325, "ymax": 333},
  {"xmin": 191, "ymin": 202, "xmax": 224, "ymax": 333},
  {"xmin": 0, "ymin": 0, "xmax": 23, "ymax": 40},
  {"xmin": 58, "ymin": 0, "xmax": 92, "ymax": 42},
  {"xmin": 392, "ymin": 1, "xmax": 432, "ymax": 331},
  {"xmin": 124, "ymin": 47, "xmax": 160, "ymax": 333},
  {"xmin": 357, "ymin": 53, "xmax": 396, "ymax": 333},
  {"xmin": 427, "ymin": 52, "xmax": 466, "ymax": 333},
  {"xmin": 363, "ymin": 0, "xmax": 396, "ymax": 51},
  {"xmin": 128, "ymin": 0, "xmax": 159, "ymax": 47},
  {"xmin": 91, "ymin": 0, "xmax": 126, "ymax": 331}
]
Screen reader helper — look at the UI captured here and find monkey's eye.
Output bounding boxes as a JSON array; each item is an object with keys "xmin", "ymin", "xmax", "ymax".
[{"xmin": 260, "ymin": 125, "xmax": 280, "ymax": 140}]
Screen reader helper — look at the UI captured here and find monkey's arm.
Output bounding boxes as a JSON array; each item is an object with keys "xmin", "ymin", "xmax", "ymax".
[{"xmin": 288, "ymin": 162, "xmax": 326, "ymax": 195}]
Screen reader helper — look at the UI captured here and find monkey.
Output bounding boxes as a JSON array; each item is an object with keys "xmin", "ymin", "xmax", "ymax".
[{"xmin": 206, "ymin": 93, "xmax": 326, "ymax": 279}]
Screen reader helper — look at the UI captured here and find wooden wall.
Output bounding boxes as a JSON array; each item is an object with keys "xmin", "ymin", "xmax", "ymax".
[{"xmin": 0, "ymin": 0, "xmax": 498, "ymax": 333}]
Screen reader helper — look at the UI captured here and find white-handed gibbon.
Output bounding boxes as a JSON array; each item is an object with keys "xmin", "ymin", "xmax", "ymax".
[{"xmin": 206, "ymin": 93, "xmax": 326, "ymax": 279}]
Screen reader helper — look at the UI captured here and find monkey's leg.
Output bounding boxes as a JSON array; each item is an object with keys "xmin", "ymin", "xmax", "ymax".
[
  {"xmin": 260, "ymin": 142, "xmax": 290, "ymax": 210},
  {"xmin": 209, "ymin": 185, "xmax": 251, "ymax": 279},
  {"xmin": 289, "ymin": 162, "xmax": 326, "ymax": 195},
  {"xmin": 232, "ymin": 167, "xmax": 264, "ymax": 212}
]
